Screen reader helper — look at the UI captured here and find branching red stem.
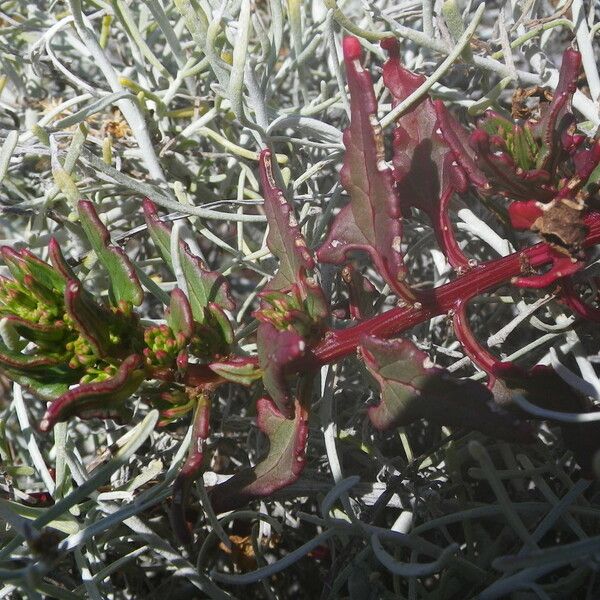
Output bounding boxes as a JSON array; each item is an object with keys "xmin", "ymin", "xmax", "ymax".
[{"xmin": 309, "ymin": 212, "xmax": 600, "ymax": 366}]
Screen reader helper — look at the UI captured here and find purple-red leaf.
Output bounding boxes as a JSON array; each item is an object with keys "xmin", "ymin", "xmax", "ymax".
[
  {"xmin": 316, "ymin": 37, "xmax": 414, "ymax": 301},
  {"xmin": 78, "ymin": 200, "xmax": 144, "ymax": 307},
  {"xmin": 342, "ymin": 265, "xmax": 378, "ymax": 320},
  {"xmin": 259, "ymin": 149, "xmax": 315, "ymax": 291},
  {"xmin": 39, "ymin": 354, "xmax": 144, "ymax": 431},
  {"xmin": 360, "ymin": 335, "xmax": 532, "ymax": 442},
  {"xmin": 210, "ymin": 397, "xmax": 308, "ymax": 513},
  {"xmin": 257, "ymin": 322, "xmax": 306, "ymax": 417},
  {"xmin": 381, "ymin": 38, "xmax": 485, "ymax": 269}
]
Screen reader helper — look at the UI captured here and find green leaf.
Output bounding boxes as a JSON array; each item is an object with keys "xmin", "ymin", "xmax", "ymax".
[
  {"xmin": 0, "ymin": 339, "xmax": 77, "ymax": 400},
  {"xmin": 143, "ymin": 199, "xmax": 234, "ymax": 324},
  {"xmin": 77, "ymin": 200, "xmax": 144, "ymax": 307},
  {"xmin": 166, "ymin": 288, "xmax": 194, "ymax": 339},
  {"xmin": 40, "ymin": 354, "xmax": 144, "ymax": 431},
  {"xmin": 209, "ymin": 357, "xmax": 262, "ymax": 386}
]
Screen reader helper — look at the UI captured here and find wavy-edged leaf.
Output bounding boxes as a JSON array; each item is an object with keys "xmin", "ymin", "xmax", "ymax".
[
  {"xmin": 360, "ymin": 335, "xmax": 532, "ymax": 442},
  {"xmin": 0, "ymin": 338, "xmax": 62, "ymax": 369},
  {"xmin": 536, "ymin": 48, "xmax": 581, "ymax": 171},
  {"xmin": 316, "ymin": 37, "xmax": 413, "ymax": 301},
  {"xmin": 143, "ymin": 198, "xmax": 234, "ymax": 324},
  {"xmin": 381, "ymin": 38, "xmax": 484, "ymax": 269},
  {"xmin": 39, "ymin": 354, "xmax": 144, "ymax": 431},
  {"xmin": 64, "ymin": 280, "xmax": 113, "ymax": 357},
  {"xmin": 77, "ymin": 200, "xmax": 144, "ymax": 307},
  {"xmin": 4, "ymin": 315, "xmax": 67, "ymax": 343},
  {"xmin": 210, "ymin": 397, "xmax": 308, "ymax": 513},
  {"xmin": 258, "ymin": 149, "xmax": 315, "ymax": 290},
  {"xmin": 0, "ymin": 339, "xmax": 77, "ymax": 400},
  {"xmin": 257, "ymin": 322, "xmax": 306, "ymax": 417}
]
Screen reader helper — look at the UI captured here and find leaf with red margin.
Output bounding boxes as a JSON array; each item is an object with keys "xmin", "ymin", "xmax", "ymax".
[
  {"xmin": 1, "ymin": 248, "xmax": 59, "ymax": 307},
  {"xmin": 492, "ymin": 363, "xmax": 600, "ymax": 475},
  {"xmin": 316, "ymin": 37, "xmax": 414, "ymax": 301},
  {"xmin": 0, "ymin": 363, "xmax": 75, "ymax": 400},
  {"xmin": 259, "ymin": 149, "xmax": 315, "ymax": 291},
  {"xmin": 19, "ymin": 248, "xmax": 67, "ymax": 294},
  {"xmin": 360, "ymin": 335, "xmax": 532, "ymax": 442},
  {"xmin": 381, "ymin": 38, "xmax": 486, "ymax": 269},
  {"xmin": 78, "ymin": 200, "xmax": 144, "ymax": 307},
  {"xmin": 64, "ymin": 280, "xmax": 114, "ymax": 357},
  {"xmin": 535, "ymin": 48, "xmax": 581, "ymax": 171},
  {"xmin": 209, "ymin": 397, "xmax": 308, "ymax": 513},
  {"xmin": 4, "ymin": 315, "xmax": 67, "ymax": 343},
  {"xmin": 209, "ymin": 356, "xmax": 262, "ymax": 386},
  {"xmin": 39, "ymin": 354, "xmax": 144, "ymax": 431},
  {"xmin": 257, "ymin": 322, "xmax": 306, "ymax": 417},
  {"xmin": 49, "ymin": 237, "xmax": 79, "ymax": 282},
  {"xmin": 167, "ymin": 288, "xmax": 194, "ymax": 340},
  {"xmin": 143, "ymin": 199, "xmax": 234, "ymax": 327}
]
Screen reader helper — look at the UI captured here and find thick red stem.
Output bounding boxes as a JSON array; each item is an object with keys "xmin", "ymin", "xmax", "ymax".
[
  {"xmin": 190, "ymin": 213, "xmax": 600, "ymax": 377},
  {"xmin": 308, "ymin": 212, "xmax": 600, "ymax": 366}
]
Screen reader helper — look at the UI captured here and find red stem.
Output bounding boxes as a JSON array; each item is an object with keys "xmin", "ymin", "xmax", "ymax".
[
  {"xmin": 190, "ymin": 213, "xmax": 600, "ymax": 377},
  {"xmin": 308, "ymin": 212, "xmax": 600, "ymax": 366}
]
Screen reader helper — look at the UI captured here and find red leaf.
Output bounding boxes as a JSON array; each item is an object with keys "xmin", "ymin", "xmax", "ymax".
[
  {"xmin": 257, "ymin": 322, "xmax": 306, "ymax": 417},
  {"xmin": 360, "ymin": 335, "xmax": 532, "ymax": 442},
  {"xmin": 316, "ymin": 37, "xmax": 415, "ymax": 301},
  {"xmin": 39, "ymin": 354, "xmax": 144, "ymax": 431},
  {"xmin": 209, "ymin": 397, "xmax": 308, "ymax": 513},
  {"xmin": 258, "ymin": 149, "xmax": 315, "ymax": 291},
  {"xmin": 381, "ymin": 37, "xmax": 484, "ymax": 269}
]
